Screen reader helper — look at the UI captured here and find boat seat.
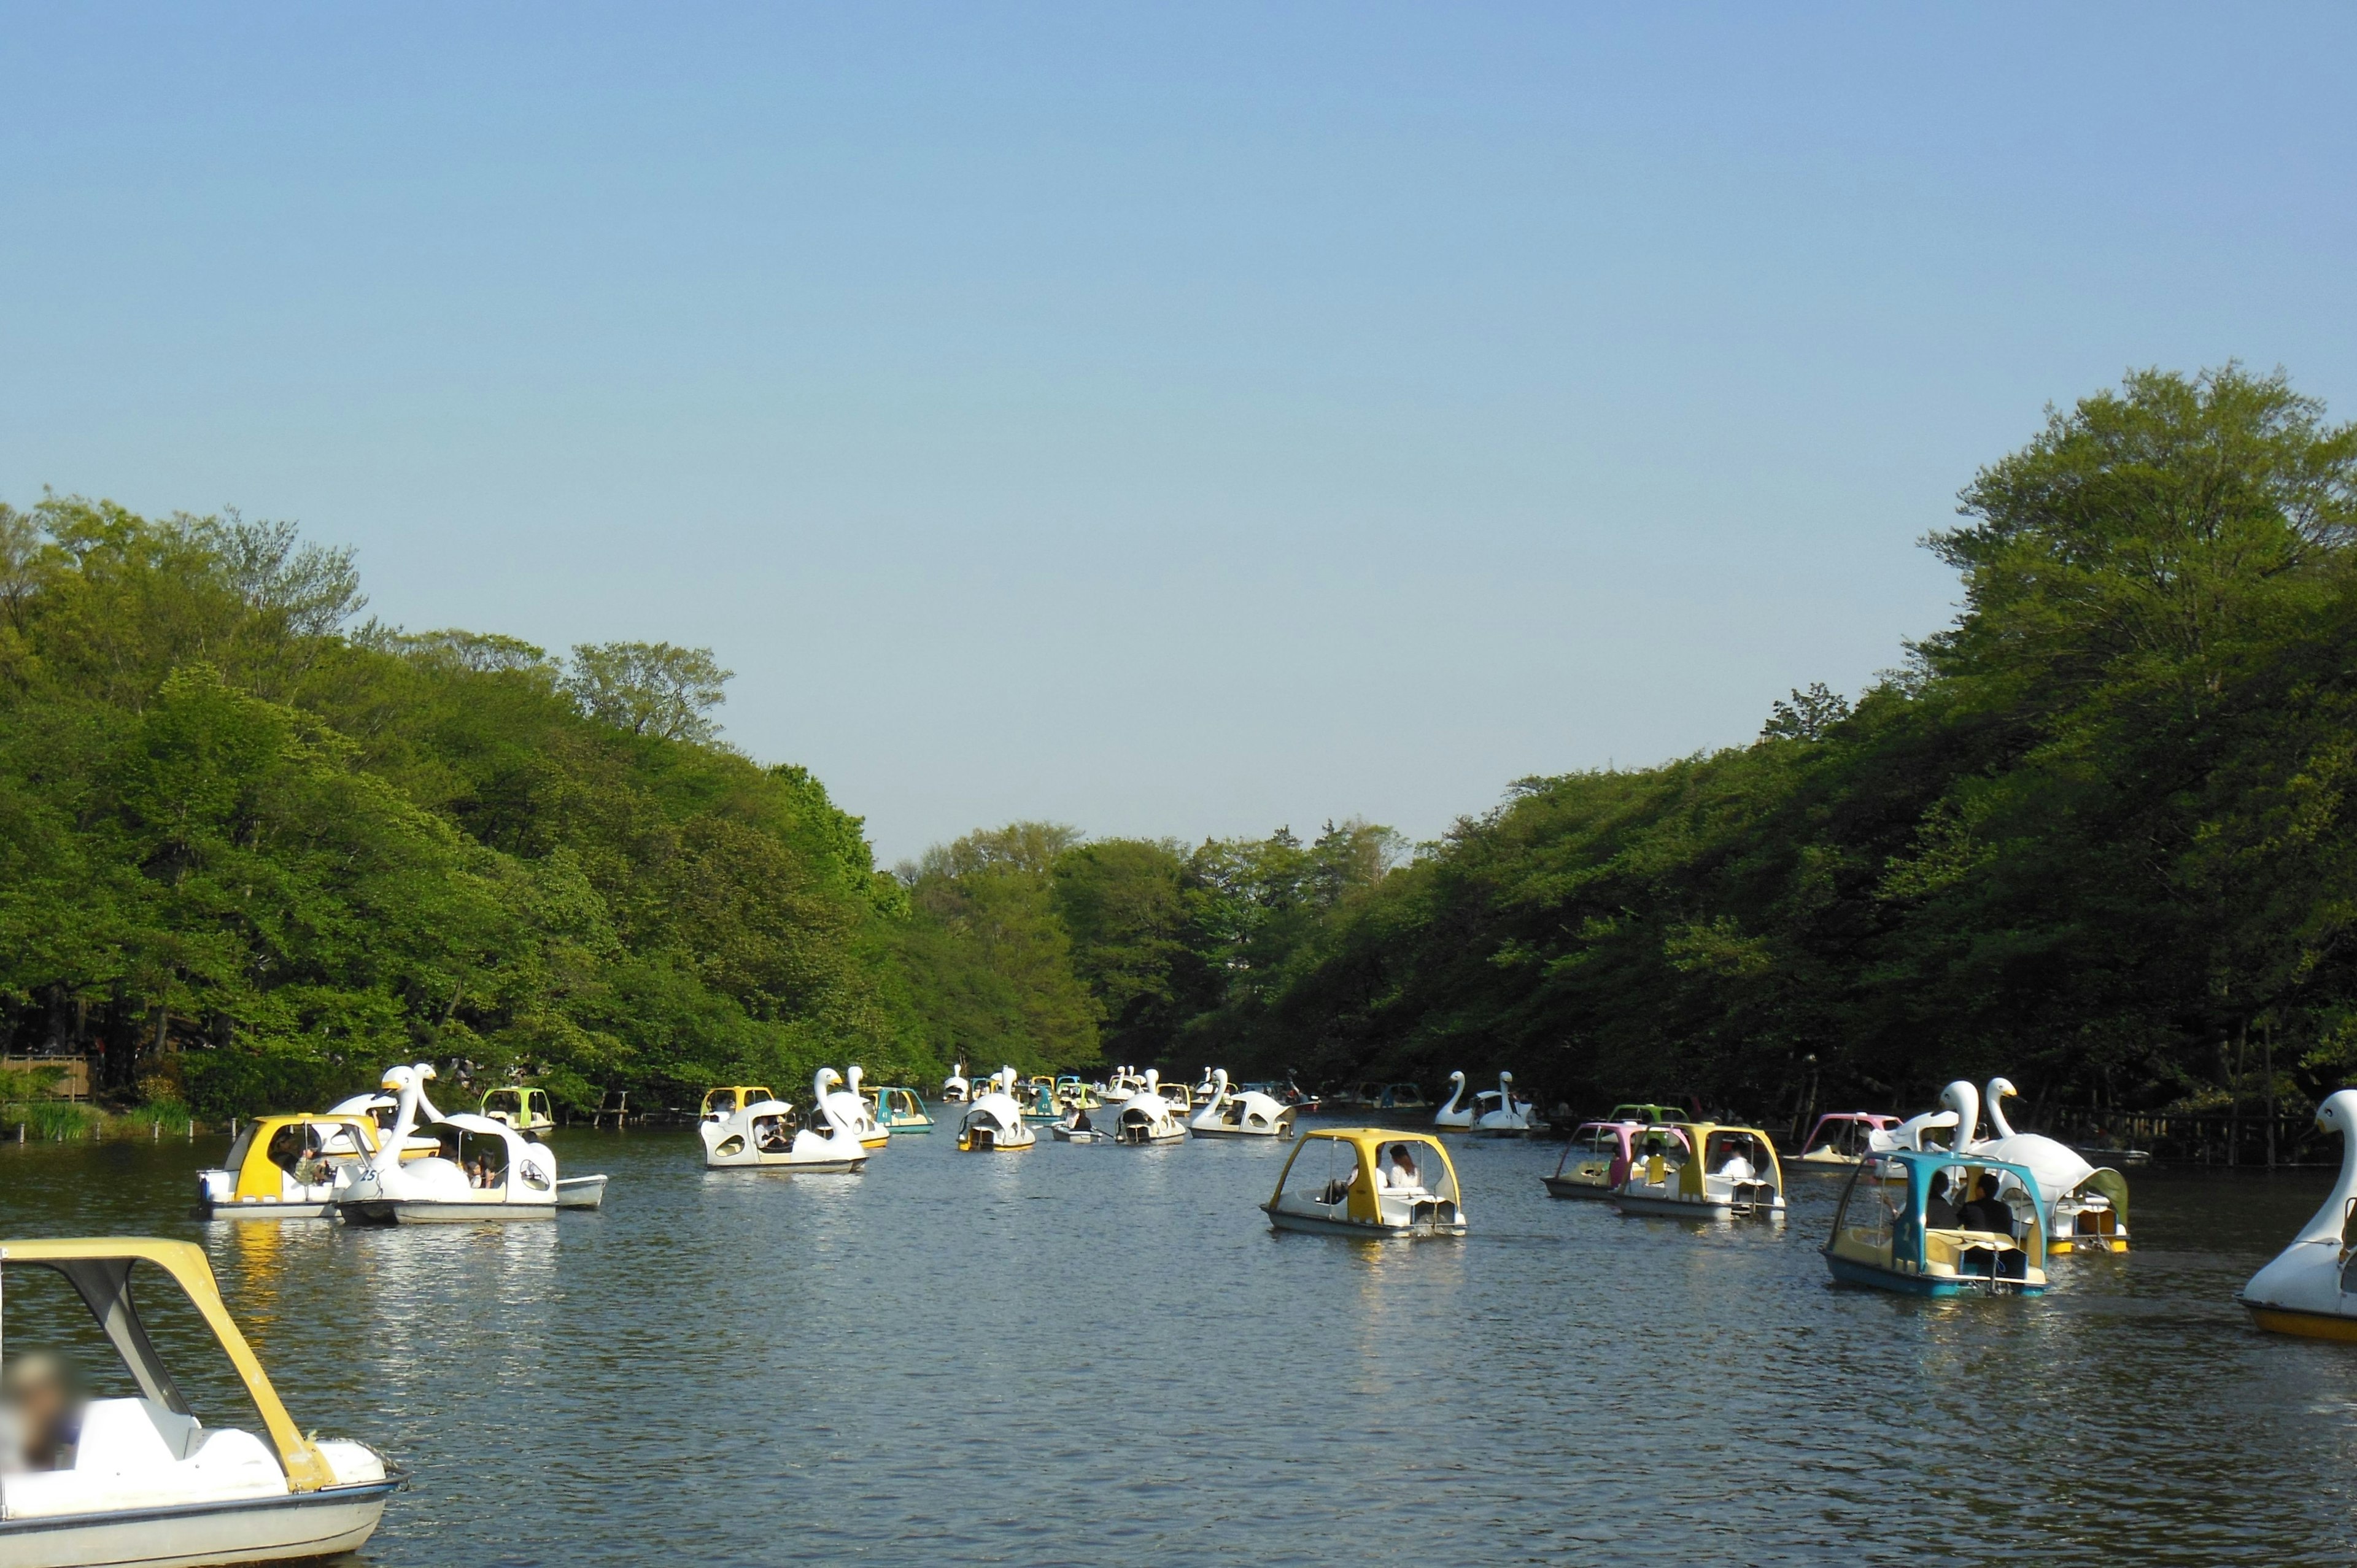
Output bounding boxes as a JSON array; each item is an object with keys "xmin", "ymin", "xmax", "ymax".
[{"xmin": 1, "ymin": 1401, "xmax": 285, "ymax": 1520}]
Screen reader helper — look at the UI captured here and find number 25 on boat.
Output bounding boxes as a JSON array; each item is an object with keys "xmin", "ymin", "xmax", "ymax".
[
  {"xmin": 0, "ymin": 1238, "xmax": 399, "ymax": 1567},
  {"xmin": 1822, "ymin": 1150, "xmax": 2049, "ymax": 1296}
]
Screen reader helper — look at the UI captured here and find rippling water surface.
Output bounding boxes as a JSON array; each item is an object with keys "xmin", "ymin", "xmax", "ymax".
[{"xmin": 1, "ymin": 1121, "xmax": 2352, "ymax": 1565}]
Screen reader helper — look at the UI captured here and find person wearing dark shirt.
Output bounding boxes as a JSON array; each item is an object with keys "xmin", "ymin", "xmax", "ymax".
[
  {"xmin": 1924, "ymin": 1171, "xmax": 1960, "ymax": 1230},
  {"xmin": 1959, "ymin": 1172, "xmax": 2014, "ymax": 1235}
]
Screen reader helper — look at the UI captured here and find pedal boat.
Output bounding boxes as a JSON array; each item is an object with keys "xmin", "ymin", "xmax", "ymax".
[
  {"xmin": 1970, "ymin": 1078, "xmax": 2129, "ymax": 1253},
  {"xmin": 1542, "ymin": 1119, "xmax": 1668, "ymax": 1200},
  {"xmin": 479, "ymin": 1086, "xmax": 555, "ymax": 1136},
  {"xmin": 196, "ymin": 1115, "xmax": 381, "ymax": 1219},
  {"xmin": 1822, "ymin": 1149, "xmax": 2049, "ymax": 1296},
  {"xmin": 940, "ymin": 1064, "xmax": 972, "ymax": 1105},
  {"xmin": 2239, "ymin": 1087, "xmax": 2357, "ymax": 1339},
  {"xmin": 336, "ymin": 1065, "xmax": 562, "ymax": 1223},
  {"xmin": 957, "ymin": 1070, "xmax": 1037, "ymax": 1152},
  {"xmin": 825, "ymin": 1068, "xmax": 890, "ymax": 1149},
  {"xmin": 1795, "ymin": 1111, "xmax": 1901, "ymax": 1167},
  {"xmin": 1021, "ymin": 1078, "xmax": 1066, "ymax": 1126},
  {"xmin": 699, "ymin": 1081, "xmax": 869, "ymax": 1172},
  {"xmin": 865, "ymin": 1086, "xmax": 934, "ymax": 1134},
  {"xmin": 1188, "ymin": 1070, "xmax": 1297, "ymax": 1138},
  {"xmin": 1611, "ymin": 1122, "xmax": 1786, "ymax": 1219},
  {"xmin": 1264, "ymin": 1129, "xmax": 1466, "ymax": 1237},
  {"xmin": 1112, "ymin": 1087, "xmax": 1188, "ymax": 1145},
  {"xmin": 0, "ymin": 1237, "xmax": 399, "ymax": 1565},
  {"xmin": 1470, "ymin": 1071, "xmax": 1545, "ymax": 1138}
]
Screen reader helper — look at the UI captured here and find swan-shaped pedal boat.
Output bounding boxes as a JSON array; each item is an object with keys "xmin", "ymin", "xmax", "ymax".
[
  {"xmin": 1112, "ymin": 1079, "xmax": 1188, "ymax": 1145},
  {"xmin": 196, "ymin": 1114, "xmax": 382, "ymax": 1221},
  {"xmin": 699, "ymin": 1080, "xmax": 869, "ymax": 1172},
  {"xmin": 940, "ymin": 1063, "xmax": 972, "ymax": 1104},
  {"xmin": 1542, "ymin": 1119, "xmax": 1687, "ymax": 1200},
  {"xmin": 957, "ymin": 1069, "xmax": 1037, "ymax": 1152},
  {"xmin": 1266, "ymin": 1129, "xmax": 1466, "ymax": 1237},
  {"xmin": 1471, "ymin": 1071, "xmax": 1544, "ymax": 1137},
  {"xmin": 1611, "ymin": 1121, "xmax": 1786, "ymax": 1219},
  {"xmin": 0, "ymin": 1237, "xmax": 399, "ymax": 1565},
  {"xmin": 1188, "ymin": 1070, "xmax": 1297, "ymax": 1138},
  {"xmin": 1970, "ymin": 1078, "xmax": 2129, "ymax": 1253},
  {"xmin": 864, "ymin": 1085, "xmax": 934, "ymax": 1134},
  {"xmin": 1823, "ymin": 1148, "xmax": 2049, "ymax": 1295},
  {"xmin": 337, "ymin": 1065, "xmax": 574, "ymax": 1223},
  {"xmin": 2239, "ymin": 1087, "xmax": 2357, "ymax": 1340},
  {"xmin": 1433, "ymin": 1072, "xmax": 1476, "ymax": 1130},
  {"xmin": 1795, "ymin": 1111, "xmax": 1902, "ymax": 1167},
  {"xmin": 824, "ymin": 1067, "xmax": 890, "ymax": 1150}
]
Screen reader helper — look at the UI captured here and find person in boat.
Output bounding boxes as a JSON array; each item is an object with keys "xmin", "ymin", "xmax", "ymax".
[
  {"xmin": 1959, "ymin": 1172, "xmax": 2014, "ymax": 1236},
  {"xmin": 754, "ymin": 1116, "xmax": 791, "ymax": 1153},
  {"xmin": 0, "ymin": 1353, "xmax": 80, "ymax": 1473},
  {"xmin": 1320, "ymin": 1162, "xmax": 1361, "ymax": 1205},
  {"xmin": 1070, "ymin": 1106, "xmax": 1094, "ymax": 1134},
  {"xmin": 1925, "ymin": 1171, "xmax": 1960, "ymax": 1230},
  {"xmin": 1385, "ymin": 1144, "xmax": 1422, "ymax": 1192},
  {"xmin": 1716, "ymin": 1137, "xmax": 1757, "ymax": 1181},
  {"xmin": 292, "ymin": 1137, "xmax": 333, "ymax": 1187}
]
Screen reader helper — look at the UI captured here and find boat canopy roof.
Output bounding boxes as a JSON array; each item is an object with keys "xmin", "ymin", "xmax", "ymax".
[
  {"xmin": 1298, "ymin": 1126, "xmax": 1455, "ymax": 1160},
  {"xmin": 1607, "ymin": 1102, "xmax": 1686, "ymax": 1124},
  {"xmin": 702, "ymin": 1086, "xmax": 778, "ymax": 1114},
  {"xmin": 0, "ymin": 1237, "xmax": 337, "ymax": 1491},
  {"xmin": 226, "ymin": 1113, "xmax": 380, "ymax": 1199}
]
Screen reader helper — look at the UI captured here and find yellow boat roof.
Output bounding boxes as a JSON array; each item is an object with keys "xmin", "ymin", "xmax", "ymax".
[
  {"xmin": 0, "ymin": 1238, "xmax": 336, "ymax": 1491},
  {"xmin": 1301, "ymin": 1126, "xmax": 1455, "ymax": 1156}
]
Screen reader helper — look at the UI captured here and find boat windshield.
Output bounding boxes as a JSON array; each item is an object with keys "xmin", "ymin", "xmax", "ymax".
[
  {"xmin": 1282, "ymin": 1138, "xmax": 1366, "ymax": 1209},
  {"xmin": 1833, "ymin": 1158, "xmax": 1905, "ymax": 1250}
]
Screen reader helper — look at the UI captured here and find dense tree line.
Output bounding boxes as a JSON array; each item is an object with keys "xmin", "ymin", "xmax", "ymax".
[
  {"xmin": 9, "ymin": 366, "xmax": 2351, "ymax": 1127},
  {"xmin": 1204, "ymin": 368, "xmax": 2357, "ymax": 1125},
  {"xmin": 0, "ymin": 496, "xmax": 923, "ymax": 1118}
]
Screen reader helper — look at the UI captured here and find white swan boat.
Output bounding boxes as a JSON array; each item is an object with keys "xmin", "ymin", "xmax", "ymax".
[
  {"xmin": 1612, "ymin": 1121, "xmax": 1786, "ymax": 1219},
  {"xmin": 196, "ymin": 1115, "xmax": 382, "ymax": 1220},
  {"xmin": 1188, "ymin": 1070, "xmax": 1296, "ymax": 1138},
  {"xmin": 826, "ymin": 1067, "xmax": 890, "ymax": 1150},
  {"xmin": 1112, "ymin": 1081, "xmax": 1188, "ymax": 1145},
  {"xmin": 1264, "ymin": 1129, "xmax": 1467, "ymax": 1237},
  {"xmin": 940, "ymin": 1063, "xmax": 972, "ymax": 1104},
  {"xmin": 336, "ymin": 1065, "xmax": 562, "ymax": 1223},
  {"xmin": 957, "ymin": 1070, "xmax": 1037, "ymax": 1152},
  {"xmin": 698, "ymin": 1079, "xmax": 869, "ymax": 1172},
  {"xmin": 0, "ymin": 1237, "xmax": 399, "ymax": 1566},
  {"xmin": 1433, "ymin": 1072, "xmax": 1476, "ymax": 1130},
  {"xmin": 1969, "ymin": 1077, "xmax": 2129, "ymax": 1253},
  {"xmin": 1470, "ymin": 1071, "xmax": 1544, "ymax": 1137},
  {"xmin": 2242, "ymin": 1088, "xmax": 2357, "ymax": 1340}
]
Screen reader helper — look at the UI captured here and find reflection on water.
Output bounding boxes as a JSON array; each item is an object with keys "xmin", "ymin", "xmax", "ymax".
[{"xmin": 1, "ymin": 1127, "xmax": 2353, "ymax": 1564}]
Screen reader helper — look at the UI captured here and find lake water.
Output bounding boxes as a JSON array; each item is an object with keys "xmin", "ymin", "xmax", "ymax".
[{"xmin": 1, "ymin": 1121, "xmax": 2352, "ymax": 1565}]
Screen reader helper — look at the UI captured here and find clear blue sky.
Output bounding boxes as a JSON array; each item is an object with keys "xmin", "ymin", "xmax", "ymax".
[{"xmin": 4, "ymin": 5, "xmax": 2350, "ymax": 863}]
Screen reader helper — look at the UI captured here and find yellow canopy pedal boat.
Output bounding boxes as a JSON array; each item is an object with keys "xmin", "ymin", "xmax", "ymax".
[
  {"xmin": 1263, "ymin": 1129, "xmax": 1466, "ymax": 1237},
  {"xmin": 195, "ymin": 1115, "xmax": 383, "ymax": 1221},
  {"xmin": 0, "ymin": 1237, "xmax": 399, "ymax": 1566}
]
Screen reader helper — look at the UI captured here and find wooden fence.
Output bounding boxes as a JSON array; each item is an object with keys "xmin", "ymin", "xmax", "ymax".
[{"xmin": 0, "ymin": 1056, "xmax": 90, "ymax": 1102}]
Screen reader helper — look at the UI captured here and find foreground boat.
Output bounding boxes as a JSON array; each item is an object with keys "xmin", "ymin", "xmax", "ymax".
[
  {"xmin": 1264, "ymin": 1129, "xmax": 1466, "ymax": 1238},
  {"xmin": 1612, "ymin": 1121, "xmax": 1786, "ymax": 1219},
  {"xmin": 2240, "ymin": 1087, "xmax": 2357, "ymax": 1340},
  {"xmin": 0, "ymin": 1237, "xmax": 400, "ymax": 1566},
  {"xmin": 196, "ymin": 1114, "xmax": 382, "ymax": 1220},
  {"xmin": 1823, "ymin": 1149, "xmax": 2049, "ymax": 1296},
  {"xmin": 957, "ymin": 1070, "xmax": 1037, "ymax": 1152}
]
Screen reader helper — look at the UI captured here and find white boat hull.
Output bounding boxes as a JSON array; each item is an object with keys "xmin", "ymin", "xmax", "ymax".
[
  {"xmin": 1612, "ymin": 1190, "xmax": 1783, "ymax": 1220},
  {"xmin": 554, "ymin": 1174, "xmax": 608, "ymax": 1208},
  {"xmin": 338, "ymin": 1198, "xmax": 556, "ymax": 1224},
  {"xmin": 195, "ymin": 1198, "xmax": 338, "ymax": 1222},
  {"xmin": 0, "ymin": 1480, "xmax": 397, "ymax": 1568},
  {"xmin": 704, "ymin": 1151, "xmax": 866, "ymax": 1172},
  {"xmin": 1263, "ymin": 1204, "xmax": 1464, "ymax": 1239}
]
